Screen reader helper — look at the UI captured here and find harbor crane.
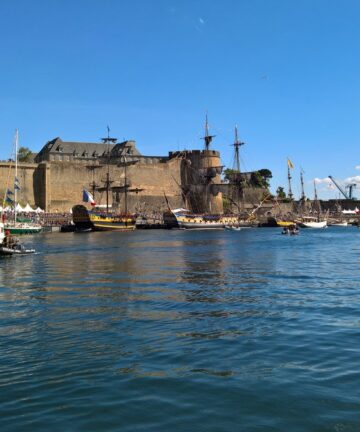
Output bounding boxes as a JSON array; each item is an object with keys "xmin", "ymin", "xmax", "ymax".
[
  {"xmin": 345, "ymin": 183, "xmax": 357, "ymax": 199},
  {"xmin": 328, "ymin": 175, "xmax": 357, "ymax": 200}
]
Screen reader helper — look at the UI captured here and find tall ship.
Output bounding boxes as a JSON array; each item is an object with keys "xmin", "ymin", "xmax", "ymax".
[
  {"xmin": 166, "ymin": 118, "xmax": 262, "ymax": 229},
  {"xmin": 72, "ymin": 131, "xmax": 139, "ymax": 231},
  {"xmin": 296, "ymin": 180, "xmax": 327, "ymax": 228}
]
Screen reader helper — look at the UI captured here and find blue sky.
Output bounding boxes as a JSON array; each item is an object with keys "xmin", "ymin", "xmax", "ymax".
[{"xmin": 1, "ymin": 0, "xmax": 360, "ymax": 199}]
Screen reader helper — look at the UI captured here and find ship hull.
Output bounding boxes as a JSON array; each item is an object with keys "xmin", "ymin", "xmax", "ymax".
[
  {"xmin": 4, "ymin": 224, "xmax": 42, "ymax": 235},
  {"xmin": 72, "ymin": 205, "xmax": 136, "ymax": 231},
  {"xmin": 172, "ymin": 209, "xmax": 241, "ymax": 230}
]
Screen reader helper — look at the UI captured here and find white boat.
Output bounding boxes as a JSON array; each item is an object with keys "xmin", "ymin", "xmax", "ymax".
[
  {"xmin": 330, "ymin": 221, "xmax": 348, "ymax": 227},
  {"xmin": 2, "ymin": 131, "xmax": 42, "ymax": 235},
  {"xmin": 297, "ymin": 217, "xmax": 327, "ymax": 229}
]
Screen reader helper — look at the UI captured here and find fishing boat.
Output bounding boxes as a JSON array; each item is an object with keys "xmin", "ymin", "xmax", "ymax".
[
  {"xmin": 2, "ymin": 130, "xmax": 42, "ymax": 235},
  {"xmin": 72, "ymin": 132, "xmax": 137, "ymax": 231}
]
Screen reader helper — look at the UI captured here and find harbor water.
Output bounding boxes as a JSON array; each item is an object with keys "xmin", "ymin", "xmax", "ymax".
[{"xmin": 1, "ymin": 227, "xmax": 360, "ymax": 431}]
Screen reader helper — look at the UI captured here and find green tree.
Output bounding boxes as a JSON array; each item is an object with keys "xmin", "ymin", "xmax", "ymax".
[
  {"xmin": 18, "ymin": 147, "xmax": 33, "ymax": 162},
  {"xmin": 223, "ymin": 168, "xmax": 238, "ymax": 183},
  {"xmin": 276, "ymin": 186, "xmax": 286, "ymax": 199},
  {"xmin": 250, "ymin": 171, "xmax": 264, "ymax": 188},
  {"xmin": 258, "ymin": 168, "xmax": 272, "ymax": 188}
]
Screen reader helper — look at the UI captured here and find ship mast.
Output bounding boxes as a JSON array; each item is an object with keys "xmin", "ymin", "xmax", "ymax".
[
  {"xmin": 101, "ymin": 126, "xmax": 117, "ymax": 213},
  {"xmin": 123, "ymin": 155, "xmax": 128, "ymax": 214},
  {"xmin": 202, "ymin": 114, "xmax": 215, "ymax": 151},
  {"xmin": 233, "ymin": 125, "xmax": 245, "ymax": 173},
  {"xmin": 14, "ymin": 129, "xmax": 19, "ymax": 225},
  {"xmin": 313, "ymin": 180, "xmax": 321, "ymax": 220},
  {"xmin": 300, "ymin": 168, "xmax": 306, "ymax": 202}
]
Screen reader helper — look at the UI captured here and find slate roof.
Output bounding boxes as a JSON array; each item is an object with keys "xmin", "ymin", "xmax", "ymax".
[{"xmin": 35, "ymin": 138, "xmax": 142, "ymax": 162}]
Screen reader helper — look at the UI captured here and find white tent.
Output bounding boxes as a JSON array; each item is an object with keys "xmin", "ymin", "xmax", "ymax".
[
  {"xmin": 23, "ymin": 203, "xmax": 35, "ymax": 212},
  {"xmin": 15, "ymin": 203, "xmax": 24, "ymax": 212},
  {"xmin": 4, "ymin": 206, "xmax": 12, "ymax": 212},
  {"xmin": 35, "ymin": 207, "xmax": 44, "ymax": 213},
  {"xmin": 0, "ymin": 206, "xmax": 2, "ymax": 212}
]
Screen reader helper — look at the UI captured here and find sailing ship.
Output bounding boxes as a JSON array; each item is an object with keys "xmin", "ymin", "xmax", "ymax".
[
  {"xmin": 72, "ymin": 132, "xmax": 138, "ymax": 231},
  {"xmin": 296, "ymin": 180, "xmax": 327, "ymax": 228},
  {"xmin": 2, "ymin": 130, "xmax": 42, "ymax": 234},
  {"xmin": 168, "ymin": 119, "xmax": 269, "ymax": 229}
]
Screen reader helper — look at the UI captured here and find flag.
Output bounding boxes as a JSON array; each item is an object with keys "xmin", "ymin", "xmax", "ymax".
[
  {"xmin": 5, "ymin": 196, "xmax": 13, "ymax": 204},
  {"xmin": 6, "ymin": 189, "xmax": 13, "ymax": 195},
  {"xmin": 287, "ymin": 158, "xmax": 294, "ymax": 169},
  {"xmin": 15, "ymin": 177, "xmax": 20, "ymax": 184},
  {"xmin": 14, "ymin": 183, "xmax": 20, "ymax": 191},
  {"xmin": 82, "ymin": 189, "xmax": 96, "ymax": 206}
]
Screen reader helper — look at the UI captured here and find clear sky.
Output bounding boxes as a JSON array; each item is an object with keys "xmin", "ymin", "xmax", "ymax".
[{"xmin": 1, "ymin": 0, "xmax": 360, "ymax": 199}]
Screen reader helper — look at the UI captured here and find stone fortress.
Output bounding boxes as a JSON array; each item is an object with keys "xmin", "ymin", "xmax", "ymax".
[{"xmin": 0, "ymin": 130, "xmax": 267, "ymax": 214}]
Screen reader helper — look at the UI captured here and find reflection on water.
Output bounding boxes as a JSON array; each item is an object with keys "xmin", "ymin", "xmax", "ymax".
[{"xmin": 1, "ymin": 228, "xmax": 360, "ymax": 431}]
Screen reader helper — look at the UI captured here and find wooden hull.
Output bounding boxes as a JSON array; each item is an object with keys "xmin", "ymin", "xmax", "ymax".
[
  {"xmin": 172, "ymin": 210, "xmax": 240, "ymax": 230},
  {"xmin": 72, "ymin": 205, "xmax": 136, "ymax": 231}
]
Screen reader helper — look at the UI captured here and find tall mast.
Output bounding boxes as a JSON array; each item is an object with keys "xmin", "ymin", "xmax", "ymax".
[
  {"xmin": 101, "ymin": 126, "xmax": 117, "ymax": 213},
  {"xmin": 313, "ymin": 180, "xmax": 320, "ymax": 220},
  {"xmin": 14, "ymin": 129, "xmax": 19, "ymax": 224},
  {"xmin": 313, "ymin": 180, "xmax": 318, "ymax": 201},
  {"xmin": 232, "ymin": 125, "xmax": 245, "ymax": 172},
  {"xmin": 202, "ymin": 114, "xmax": 215, "ymax": 151},
  {"xmin": 300, "ymin": 168, "xmax": 305, "ymax": 202},
  {"xmin": 124, "ymin": 155, "xmax": 128, "ymax": 214}
]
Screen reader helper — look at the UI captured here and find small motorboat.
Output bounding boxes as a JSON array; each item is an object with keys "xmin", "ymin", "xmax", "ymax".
[
  {"xmin": 0, "ymin": 245, "xmax": 36, "ymax": 256},
  {"xmin": 0, "ymin": 231, "xmax": 36, "ymax": 256},
  {"xmin": 225, "ymin": 226, "xmax": 242, "ymax": 231},
  {"xmin": 282, "ymin": 225, "xmax": 299, "ymax": 235}
]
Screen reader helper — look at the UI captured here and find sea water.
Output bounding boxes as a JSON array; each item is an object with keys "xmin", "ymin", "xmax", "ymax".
[{"xmin": 0, "ymin": 227, "xmax": 359, "ymax": 431}]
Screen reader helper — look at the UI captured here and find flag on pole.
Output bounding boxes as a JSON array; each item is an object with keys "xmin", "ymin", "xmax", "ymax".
[
  {"xmin": 14, "ymin": 183, "xmax": 20, "ymax": 191},
  {"xmin": 82, "ymin": 189, "xmax": 96, "ymax": 206},
  {"xmin": 6, "ymin": 189, "xmax": 13, "ymax": 195},
  {"xmin": 5, "ymin": 196, "xmax": 14, "ymax": 204},
  {"xmin": 15, "ymin": 177, "xmax": 20, "ymax": 184},
  {"xmin": 287, "ymin": 158, "xmax": 294, "ymax": 169}
]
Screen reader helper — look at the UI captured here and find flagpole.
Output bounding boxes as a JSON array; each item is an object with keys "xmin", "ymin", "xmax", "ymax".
[{"xmin": 287, "ymin": 160, "xmax": 293, "ymax": 200}]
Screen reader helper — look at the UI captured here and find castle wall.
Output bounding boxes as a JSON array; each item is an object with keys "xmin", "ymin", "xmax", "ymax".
[
  {"xmin": 0, "ymin": 162, "xmax": 38, "ymax": 207},
  {"xmin": 43, "ymin": 158, "xmax": 184, "ymax": 212}
]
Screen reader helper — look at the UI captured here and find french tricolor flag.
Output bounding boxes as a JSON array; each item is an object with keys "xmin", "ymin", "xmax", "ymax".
[{"xmin": 82, "ymin": 189, "xmax": 96, "ymax": 206}]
